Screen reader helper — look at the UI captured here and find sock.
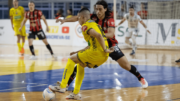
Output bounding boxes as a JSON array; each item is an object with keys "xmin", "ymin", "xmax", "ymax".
[
  {"xmin": 17, "ymin": 43, "xmax": 22, "ymax": 52},
  {"xmin": 22, "ymin": 42, "xmax": 25, "ymax": 48},
  {"xmin": 60, "ymin": 58, "xmax": 76, "ymax": 88},
  {"xmin": 129, "ymin": 65, "xmax": 143, "ymax": 81},
  {"xmin": 73, "ymin": 64, "xmax": 84, "ymax": 94},
  {"xmin": 68, "ymin": 65, "xmax": 77, "ymax": 86},
  {"xmin": 132, "ymin": 43, "xmax": 137, "ymax": 52},
  {"xmin": 46, "ymin": 44, "xmax": 53, "ymax": 55},
  {"xmin": 29, "ymin": 45, "xmax": 35, "ymax": 56}
]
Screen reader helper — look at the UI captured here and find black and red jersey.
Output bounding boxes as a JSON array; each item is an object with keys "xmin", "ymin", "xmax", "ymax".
[
  {"xmin": 25, "ymin": 9, "xmax": 43, "ymax": 32},
  {"xmin": 90, "ymin": 14, "xmax": 118, "ymax": 47}
]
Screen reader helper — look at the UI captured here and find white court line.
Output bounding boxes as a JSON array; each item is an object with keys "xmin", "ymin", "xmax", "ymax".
[
  {"xmin": 0, "ymin": 81, "xmax": 47, "ymax": 85},
  {"xmin": 0, "ymin": 84, "xmax": 47, "ymax": 92}
]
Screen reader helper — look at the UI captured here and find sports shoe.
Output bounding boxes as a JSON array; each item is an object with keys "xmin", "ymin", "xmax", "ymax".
[
  {"xmin": 20, "ymin": 48, "xmax": 24, "ymax": 54},
  {"xmin": 175, "ymin": 59, "xmax": 180, "ymax": 63},
  {"xmin": 66, "ymin": 92, "xmax": 81, "ymax": 100},
  {"xmin": 139, "ymin": 78, "xmax": 148, "ymax": 88},
  {"xmin": 48, "ymin": 85, "xmax": 66, "ymax": 93},
  {"xmin": 130, "ymin": 50, "xmax": 135, "ymax": 55},
  {"xmin": 29, "ymin": 55, "xmax": 37, "ymax": 60},
  {"xmin": 52, "ymin": 54, "xmax": 57, "ymax": 60},
  {"xmin": 56, "ymin": 81, "xmax": 69, "ymax": 91}
]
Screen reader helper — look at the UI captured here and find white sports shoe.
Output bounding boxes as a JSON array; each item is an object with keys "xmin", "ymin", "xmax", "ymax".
[
  {"xmin": 48, "ymin": 85, "xmax": 66, "ymax": 93},
  {"xmin": 66, "ymin": 92, "xmax": 81, "ymax": 100},
  {"xmin": 29, "ymin": 55, "xmax": 37, "ymax": 60},
  {"xmin": 56, "ymin": 81, "xmax": 69, "ymax": 91},
  {"xmin": 52, "ymin": 54, "xmax": 57, "ymax": 60},
  {"xmin": 139, "ymin": 78, "xmax": 148, "ymax": 88}
]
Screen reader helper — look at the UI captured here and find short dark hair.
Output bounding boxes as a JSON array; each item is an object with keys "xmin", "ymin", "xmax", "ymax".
[
  {"xmin": 78, "ymin": 7, "xmax": 90, "ymax": 13},
  {"xmin": 129, "ymin": 5, "xmax": 134, "ymax": 9}
]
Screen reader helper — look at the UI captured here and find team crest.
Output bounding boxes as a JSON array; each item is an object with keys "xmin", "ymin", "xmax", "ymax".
[{"xmin": 82, "ymin": 26, "xmax": 88, "ymax": 32}]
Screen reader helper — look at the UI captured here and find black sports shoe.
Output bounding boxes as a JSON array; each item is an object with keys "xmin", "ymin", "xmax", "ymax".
[
  {"xmin": 130, "ymin": 50, "xmax": 135, "ymax": 55},
  {"xmin": 175, "ymin": 59, "xmax": 180, "ymax": 63}
]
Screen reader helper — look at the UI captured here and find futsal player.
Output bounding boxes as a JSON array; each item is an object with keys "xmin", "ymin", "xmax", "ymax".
[
  {"xmin": 10, "ymin": 0, "xmax": 26, "ymax": 56},
  {"xmin": 116, "ymin": 6, "xmax": 151, "ymax": 55},
  {"xmin": 57, "ymin": 1, "xmax": 148, "ymax": 90},
  {"xmin": 19, "ymin": 1, "xmax": 56, "ymax": 60},
  {"xmin": 49, "ymin": 8, "xmax": 114, "ymax": 100}
]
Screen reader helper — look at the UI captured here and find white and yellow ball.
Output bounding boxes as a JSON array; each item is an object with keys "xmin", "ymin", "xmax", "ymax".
[{"xmin": 42, "ymin": 88, "xmax": 56, "ymax": 101}]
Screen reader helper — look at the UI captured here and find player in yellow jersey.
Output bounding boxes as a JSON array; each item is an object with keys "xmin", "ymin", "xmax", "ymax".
[
  {"xmin": 10, "ymin": 0, "xmax": 26, "ymax": 56},
  {"xmin": 49, "ymin": 8, "xmax": 114, "ymax": 100}
]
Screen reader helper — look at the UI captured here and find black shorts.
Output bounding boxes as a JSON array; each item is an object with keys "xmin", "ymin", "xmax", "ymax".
[
  {"xmin": 109, "ymin": 45, "xmax": 124, "ymax": 61},
  {"xmin": 28, "ymin": 30, "xmax": 46, "ymax": 40}
]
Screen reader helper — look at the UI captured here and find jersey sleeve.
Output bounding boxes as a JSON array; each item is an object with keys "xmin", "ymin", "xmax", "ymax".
[
  {"xmin": 82, "ymin": 24, "xmax": 92, "ymax": 35},
  {"xmin": 9, "ymin": 8, "xmax": 13, "ymax": 17},
  {"xmin": 107, "ymin": 18, "xmax": 115, "ymax": 28},
  {"xmin": 38, "ymin": 10, "xmax": 43, "ymax": 17},
  {"xmin": 123, "ymin": 13, "xmax": 127, "ymax": 19}
]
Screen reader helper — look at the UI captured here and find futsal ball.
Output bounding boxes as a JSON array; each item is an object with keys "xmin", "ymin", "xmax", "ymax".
[{"xmin": 42, "ymin": 88, "xmax": 56, "ymax": 101}]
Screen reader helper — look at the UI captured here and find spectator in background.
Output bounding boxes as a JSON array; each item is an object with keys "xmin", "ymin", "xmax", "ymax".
[
  {"xmin": 118, "ymin": 4, "xmax": 126, "ymax": 19},
  {"xmin": 66, "ymin": 9, "xmax": 73, "ymax": 19},
  {"xmin": 55, "ymin": 9, "xmax": 64, "ymax": 19},
  {"xmin": 137, "ymin": 3, "xmax": 148, "ymax": 19}
]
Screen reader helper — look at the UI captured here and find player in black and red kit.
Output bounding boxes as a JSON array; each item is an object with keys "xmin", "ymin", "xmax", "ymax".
[
  {"xmin": 56, "ymin": 1, "xmax": 148, "ymax": 90},
  {"xmin": 19, "ymin": 1, "xmax": 56, "ymax": 60}
]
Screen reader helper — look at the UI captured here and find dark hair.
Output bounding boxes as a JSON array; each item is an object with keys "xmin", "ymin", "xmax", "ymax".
[
  {"xmin": 78, "ymin": 7, "xmax": 90, "ymax": 13},
  {"xmin": 96, "ymin": 1, "xmax": 112, "ymax": 17},
  {"xmin": 68, "ymin": 9, "xmax": 72, "ymax": 14},
  {"xmin": 129, "ymin": 5, "xmax": 134, "ymax": 9}
]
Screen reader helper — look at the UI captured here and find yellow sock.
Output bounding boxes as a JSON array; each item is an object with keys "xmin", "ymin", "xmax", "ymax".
[
  {"xmin": 60, "ymin": 58, "xmax": 76, "ymax": 88},
  {"xmin": 17, "ymin": 43, "xmax": 22, "ymax": 52},
  {"xmin": 73, "ymin": 64, "xmax": 84, "ymax": 94},
  {"xmin": 21, "ymin": 42, "xmax": 25, "ymax": 48}
]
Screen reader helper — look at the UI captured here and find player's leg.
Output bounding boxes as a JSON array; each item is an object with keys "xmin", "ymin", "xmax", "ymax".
[
  {"xmin": 130, "ymin": 29, "xmax": 138, "ymax": 55},
  {"xmin": 67, "ymin": 65, "xmax": 77, "ymax": 86},
  {"xmin": 42, "ymin": 39, "xmax": 54, "ymax": 55},
  {"xmin": 125, "ymin": 29, "xmax": 132, "ymax": 47},
  {"xmin": 20, "ymin": 26, "xmax": 26, "ymax": 54},
  {"xmin": 66, "ymin": 64, "xmax": 84, "ymax": 100},
  {"xmin": 109, "ymin": 45, "xmax": 148, "ymax": 88},
  {"xmin": 28, "ymin": 32, "xmax": 36, "ymax": 59},
  {"xmin": 49, "ymin": 54, "xmax": 86, "ymax": 92},
  {"xmin": 17, "ymin": 35, "xmax": 22, "ymax": 54}
]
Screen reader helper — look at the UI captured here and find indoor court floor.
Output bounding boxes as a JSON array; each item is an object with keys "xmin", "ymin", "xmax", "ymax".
[{"xmin": 0, "ymin": 45, "xmax": 180, "ymax": 101}]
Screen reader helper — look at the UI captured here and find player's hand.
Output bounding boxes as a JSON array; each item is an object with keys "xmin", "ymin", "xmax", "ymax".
[
  {"xmin": 56, "ymin": 19, "xmax": 65, "ymax": 25},
  {"xmin": 19, "ymin": 27, "xmax": 22, "ymax": 32},
  {"xmin": 104, "ymin": 47, "xmax": 114, "ymax": 53},
  {"xmin": 46, "ymin": 27, "xmax": 50, "ymax": 32},
  {"xmin": 12, "ymin": 26, "xmax": 14, "ymax": 30},
  {"xmin": 70, "ymin": 52, "xmax": 77, "ymax": 56},
  {"xmin": 115, "ymin": 25, "xmax": 119, "ymax": 28},
  {"xmin": 147, "ymin": 30, "xmax": 151, "ymax": 34}
]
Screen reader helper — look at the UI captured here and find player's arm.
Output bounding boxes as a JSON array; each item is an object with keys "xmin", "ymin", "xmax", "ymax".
[
  {"xmin": 56, "ymin": 16, "xmax": 78, "ymax": 25},
  {"xmin": 105, "ymin": 28, "xmax": 115, "ymax": 39},
  {"xmin": 19, "ymin": 17, "xmax": 28, "ymax": 31},
  {"xmin": 139, "ymin": 20, "xmax": 151, "ymax": 34},
  {"xmin": 41, "ymin": 15, "xmax": 49, "ymax": 32},
  {"xmin": 116, "ymin": 18, "xmax": 126, "ymax": 27},
  {"xmin": 10, "ymin": 16, "xmax": 14, "ymax": 30},
  {"xmin": 88, "ymin": 29, "xmax": 114, "ymax": 53},
  {"xmin": 70, "ymin": 46, "xmax": 89, "ymax": 56}
]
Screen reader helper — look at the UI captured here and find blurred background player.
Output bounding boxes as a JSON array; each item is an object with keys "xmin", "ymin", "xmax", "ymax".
[
  {"xmin": 49, "ymin": 8, "xmax": 114, "ymax": 100},
  {"xmin": 116, "ymin": 6, "xmax": 151, "ymax": 55},
  {"xmin": 55, "ymin": 9, "xmax": 64, "ymax": 19},
  {"xmin": 10, "ymin": 0, "xmax": 26, "ymax": 56},
  {"xmin": 66, "ymin": 9, "xmax": 73, "ymax": 19},
  {"xmin": 19, "ymin": 1, "xmax": 56, "ymax": 60},
  {"xmin": 57, "ymin": 1, "xmax": 148, "ymax": 90},
  {"xmin": 175, "ymin": 59, "xmax": 180, "ymax": 63}
]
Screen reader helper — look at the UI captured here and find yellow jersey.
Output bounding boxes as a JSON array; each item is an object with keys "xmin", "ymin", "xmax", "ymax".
[
  {"xmin": 81, "ymin": 19, "xmax": 109, "ymax": 56},
  {"xmin": 66, "ymin": 15, "xmax": 73, "ymax": 19},
  {"xmin": 9, "ymin": 6, "xmax": 25, "ymax": 26}
]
